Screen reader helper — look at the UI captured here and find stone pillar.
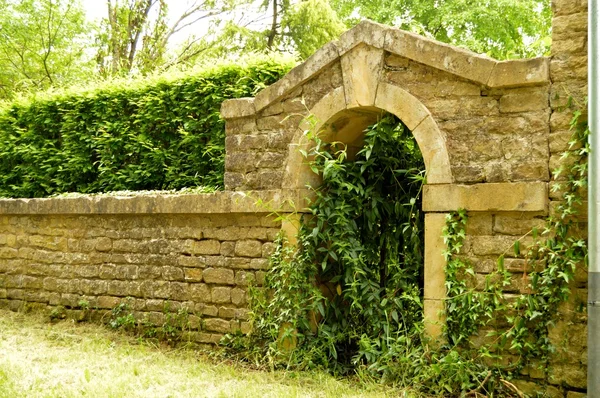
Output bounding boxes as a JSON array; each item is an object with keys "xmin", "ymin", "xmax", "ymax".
[{"xmin": 423, "ymin": 212, "xmax": 448, "ymax": 339}]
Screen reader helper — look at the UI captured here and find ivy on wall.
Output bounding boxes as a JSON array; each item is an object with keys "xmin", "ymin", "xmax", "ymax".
[
  {"xmin": 225, "ymin": 105, "xmax": 589, "ymax": 395},
  {"xmin": 0, "ymin": 58, "xmax": 293, "ymax": 198},
  {"xmin": 442, "ymin": 105, "xmax": 589, "ymax": 390}
]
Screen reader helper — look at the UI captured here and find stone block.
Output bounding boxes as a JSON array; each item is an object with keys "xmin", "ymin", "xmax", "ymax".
[
  {"xmin": 97, "ymin": 295, "xmax": 121, "ymax": 309},
  {"xmin": 384, "ymin": 28, "xmax": 496, "ymax": 86},
  {"xmin": 493, "ymin": 215, "xmax": 546, "ymax": 236},
  {"xmin": 488, "ymin": 58, "xmax": 549, "ymax": 88},
  {"xmin": 423, "ymin": 299, "xmax": 445, "ymax": 340},
  {"xmin": 261, "ymin": 242, "xmax": 276, "ymax": 258},
  {"xmin": 234, "ymin": 271, "xmax": 255, "ymax": 286},
  {"xmin": 95, "ymin": 237, "xmax": 112, "ymax": 252},
  {"xmin": 203, "ymin": 268, "xmax": 234, "ymax": 285},
  {"xmin": 375, "ymin": 83, "xmax": 430, "ymax": 130},
  {"xmin": 231, "ymin": 288, "xmax": 247, "ymax": 306},
  {"xmin": 211, "ymin": 287, "xmax": 231, "ymax": 304},
  {"xmin": 235, "ymin": 240, "xmax": 263, "ymax": 257},
  {"xmin": 225, "ymin": 117, "xmax": 256, "ymax": 136},
  {"xmin": 162, "ymin": 266, "xmax": 184, "ymax": 281},
  {"xmin": 424, "ymin": 213, "xmax": 447, "ymax": 301},
  {"xmin": 465, "ymin": 213, "xmax": 493, "ymax": 235},
  {"xmin": 337, "ymin": 20, "xmax": 387, "ymax": 54},
  {"xmin": 218, "ymin": 306, "xmax": 236, "ymax": 319},
  {"xmin": 551, "ymin": 0, "xmax": 587, "ymax": 17},
  {"xmin": 341, "ymin": 44, "xmax": 384, "ymax": 108},
  {"xmin": 468, "ymin": 236, "xmax": 533, "ymax": 257},
  {"xmin": 169, "ymin": 282, "xmax": 189, "ymax": 301},
  {"xmin": 192, "ymin": 240, "xmax": 221, "ymax": 255},
  {"xmin": 548, "ymin": 364, "xmax": 587, "ymax": 389},
  {"xmin": 189, "ymin": 283, "xmax": 210, "ymax": 302},
  {"xmin": 203, "ymin": 318, "xmax": 231, "ymax": 333},
  {"xmin": 423, "ymin": 182, "xmax": 548, "ymax": 212},
  {"xmin": 510, "ymin": 161, "xmax": 549, "ymax": 181},
  {"xmin": 220, "ymin": 98, "xmax": 255, "ymax": 119},
  {"xmin": 184, "ymin": 268, "xmax": 203, "ymax": 282},
  {"xmin": 499, "ymin": 88, "xmax": 549, "ymax": 113}
]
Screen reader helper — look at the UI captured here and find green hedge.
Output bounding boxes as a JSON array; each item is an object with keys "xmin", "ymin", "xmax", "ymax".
[{"xmin": 0, "ymin": 58, "xmax": 293, "ymax": 198}]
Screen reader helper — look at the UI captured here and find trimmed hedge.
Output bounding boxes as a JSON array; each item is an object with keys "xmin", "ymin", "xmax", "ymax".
[{"xmin": 0, "ymin": 58, "xmax": 293, "ymax": 198}]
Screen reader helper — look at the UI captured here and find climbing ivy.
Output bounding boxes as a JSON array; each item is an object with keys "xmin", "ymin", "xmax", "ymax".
[
  {"xmin": 442, "ymin": 104, "xmax": 589, "ymax": 388},
  {"xmin": 224, "ymin": 105, "xmax": 589, "ymax": 396}
]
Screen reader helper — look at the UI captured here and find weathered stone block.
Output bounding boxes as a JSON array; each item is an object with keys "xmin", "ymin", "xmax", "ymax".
[
  {"xmin": 177, "ymin": 256, "xmax": 205, "ymax": 268},
  {"xmin": 231, "ymin": 288, "xmax": 247, "ymax": 306},
  {"xmin": 493, "ymin": 215, "xmax": 545, "ymax": 236},
  {"xmin": 95, "ymin": 237, "xmax": 112, "ymax": 252},
  {"xmin": 220, "ymin": 241, "xmax": 235, "ymax": 257},
  {"xmin": 235, "ymin": 240, "xmax": 263, "ymax": 257},
  {"xmin": 499, "ymin": 88, "xmax": 549, "ymax": 113},
  {"xmin": 189, "ymin": 283, "xmax": 210, "ymax": 302},
  {"xmin": 211, "ymin": 287, "xmax": 231, "ymax": 304},
  {"xmin": 162, "ymin": 266, "xmax": 184, "ymax": 281},
  {"xmin": 468, "ymin": 236, "xmax": 533, "ymax": 257},
  {"xmin": 184, "ymin": 268, "xmax": 203, "ymax": 282},
  {"xmin": 203, "ymin": 318, "xmax": 231, "ymax": 333},
  {"xmin": 192, "ymin": 240, "xmax": 221, "ymax": 255},
  {"xmin": 218, "ymin": 306, "xmax": 236, "ymax": 319},
  {"xmin": 203, "ymin": 268, "xmax": 234, "ymax": 285},
  {"xmin": 234, "ymin": 271, "xmax": 255, "ymax": 286},
  {"xmin": 423, "ymin": 182, "xmax": 548, "ymax": 212}
]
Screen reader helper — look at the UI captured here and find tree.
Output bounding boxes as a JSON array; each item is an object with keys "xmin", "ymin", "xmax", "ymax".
[
  {"xmin": 96, "ymin": 0, "xmax": 237, "ymax": 76},
  {"xmin": 194, "ymin": 0, "xmax": 346, "ymax": 61},
  {"xmin": 0, "ymin": 0, "xmax": 93, "ymax": 99},
  {"xmin": 329, "ymin": 0, "xmax": 551, "ymax": 59}
]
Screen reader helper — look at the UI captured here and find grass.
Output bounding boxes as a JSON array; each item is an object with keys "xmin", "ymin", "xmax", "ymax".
[{"xmin": 0, "ymin": 309, "xmax": 402, "ymax": 398}]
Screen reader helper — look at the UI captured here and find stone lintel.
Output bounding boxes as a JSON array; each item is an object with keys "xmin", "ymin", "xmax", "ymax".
[
  {"xmin": 0, "ymin": 190, "xmax": 311, "ymax": 215},
  {"xmin": 423, "ymin": 182, "xmax": 548, "ymax": 212},
  {"xmin": 487, "ymin": 58, "xmax": 550, "ymax": 88},
  {"xmin": 220, "ymin": 97, "xmax": 255, "ymax": 119}
]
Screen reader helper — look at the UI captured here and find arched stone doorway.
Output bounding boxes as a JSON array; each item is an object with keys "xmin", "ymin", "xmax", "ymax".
[
  {"xmin": 221, "ymin": 19, "xmax": 551, "ymax": 340},
  {"xmin": 281, "ymin": 83, "xmax": 452, "ymax": 338}
]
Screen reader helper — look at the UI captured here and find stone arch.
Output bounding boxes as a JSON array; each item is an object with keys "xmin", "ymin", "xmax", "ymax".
[
  {"xmin": 281, "ymin": 84, "xmax": 452, "ymax": 191},
  {"xmin": 280, "ymin": 82, "xmax": 452, "ymax": 339},
  {"xmin": 221, "ymin": 19, "xmax": 552, "ymax": 340}
]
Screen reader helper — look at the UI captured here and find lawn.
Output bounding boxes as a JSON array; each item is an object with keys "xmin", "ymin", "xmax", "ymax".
[{"xmin": 0, "ymin": 309, "xmax": 402, "ymax": 398}]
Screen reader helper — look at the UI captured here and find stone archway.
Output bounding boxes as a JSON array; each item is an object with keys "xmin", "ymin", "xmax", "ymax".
[
  {"xmin": 280, "ymin": 82, "xmax": 453, "ymax": 337},
  {"xmin": 221, "ymin": 19, "xmax": 551, "ymax": 340}
]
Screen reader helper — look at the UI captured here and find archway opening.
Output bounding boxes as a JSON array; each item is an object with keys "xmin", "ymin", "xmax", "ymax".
[{"xmin": 299, "ymin": 110, "xmax": 426, "ymax": 370}]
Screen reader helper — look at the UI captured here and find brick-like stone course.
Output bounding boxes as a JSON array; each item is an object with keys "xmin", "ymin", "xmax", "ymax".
[{"xmin": 0, "ymin": 213, "xmax": 280, "ymax": 343}]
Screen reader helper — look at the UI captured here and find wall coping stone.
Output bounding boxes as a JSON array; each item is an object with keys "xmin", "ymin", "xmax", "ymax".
[
  {"xmin": 221, "ymin": 20, "xmax": 550, "ymax": 118},
  {"xmin": 423, "ymin": 182, "xmax": 548, "ymax": 212},
  {"xmin": 0, "ymin": 190, "xmax": 311, "ymax": 215}
]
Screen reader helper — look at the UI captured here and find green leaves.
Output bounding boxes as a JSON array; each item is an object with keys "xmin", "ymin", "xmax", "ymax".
[{"xmin": 0, "ymin": 58, "xmax": 291, "ymax": 198}]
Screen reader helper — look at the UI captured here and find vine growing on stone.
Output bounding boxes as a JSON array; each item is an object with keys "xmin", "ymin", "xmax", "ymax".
[
  {"xmin": 442, "ymin": 102, "xmax": 589, "ymax": 389},
  {"xmin": 224, "ymin": 104, "xmax": 589, "ymax": 396}
]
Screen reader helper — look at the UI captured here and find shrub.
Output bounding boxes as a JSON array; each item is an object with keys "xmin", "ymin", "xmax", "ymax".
[{"xmin": 0, "ymin": 57, "xmax": 294, "ymax": 198}]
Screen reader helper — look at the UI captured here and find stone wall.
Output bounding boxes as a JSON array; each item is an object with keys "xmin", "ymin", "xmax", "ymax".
[
  {"xmin": 0, "ymin": 193, "xmax": 291, "ymax": 345},
  {"xmin": 0, "ymin": 3, "xmax": 591, "ymax": 394},
  {"xmin": 545, "ymin": 0, "xmax": 589, "ymax": 395}
]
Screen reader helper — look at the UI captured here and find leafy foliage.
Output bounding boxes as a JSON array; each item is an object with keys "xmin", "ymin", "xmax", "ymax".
[
  {"xmin": 0, "ymin": 0, "xmax": 94, "ymax": 99},
  {"xmin": 0, "ymin": 57, "xmax": 293, "ymax": 198},
  {"xmin": 330, "ymin": 0, "xmax": 551, "ymax": 59},
  {"xmin": 442, "ymin": 105, "xmax": 589, "ymax": 383},
  {"xmin": 226, "ymin": 104, "xmax": 588, "ymax": 395}
]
